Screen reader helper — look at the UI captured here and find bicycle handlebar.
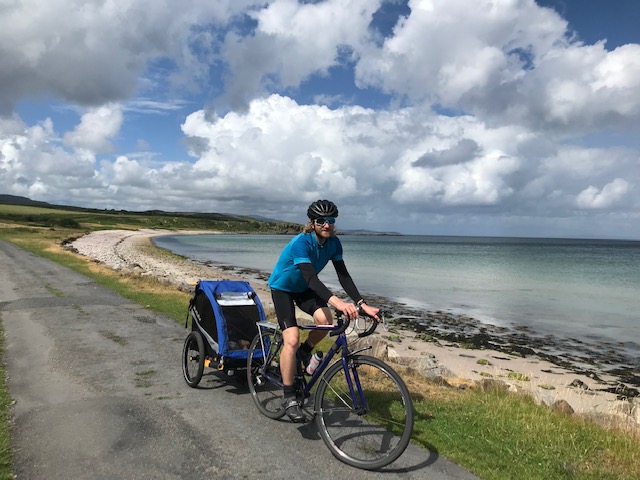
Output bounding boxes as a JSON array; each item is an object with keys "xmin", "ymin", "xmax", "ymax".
[
  {"xmin": 333, "ymin": 308, "xmax": 384, "ymax": 338},
  {"xmin": 329, "ymin": 315, "xmax": 350, "ymax": 337},
  {"xmin": 358, "ymin": 311, "xmax": 380, "ymax": 338}
]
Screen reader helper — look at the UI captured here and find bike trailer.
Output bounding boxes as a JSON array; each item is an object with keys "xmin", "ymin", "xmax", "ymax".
[{"xmin": 182, "ymin": 279, "xmax": 267, "ymax": 386}]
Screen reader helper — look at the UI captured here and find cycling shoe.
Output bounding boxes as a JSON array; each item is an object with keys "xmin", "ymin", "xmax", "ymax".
[{"xmin": 282, "ymin": 397, "xmax": 305, "ymax": 423}]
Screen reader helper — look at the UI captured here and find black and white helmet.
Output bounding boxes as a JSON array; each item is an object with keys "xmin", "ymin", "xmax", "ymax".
[{"xmin": 307, "ymin": 199, "xmax": 339, "ymax": 220}]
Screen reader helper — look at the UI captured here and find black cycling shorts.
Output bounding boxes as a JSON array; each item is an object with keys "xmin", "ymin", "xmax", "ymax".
[{"xmin": 271, "ymin": 288, "xmax": 328, "ymax": 330}]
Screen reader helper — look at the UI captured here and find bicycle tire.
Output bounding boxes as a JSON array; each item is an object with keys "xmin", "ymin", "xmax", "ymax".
[
  {"xmin": 182, "ymin": 331, "xmax": 205, "ymax": 388},
  {"xmin": 315, "ymin": 355, "xmax": 414, "ymax": 470},
  {"xmin": 247, "ymin": 330, "xmax": 286, "ymax": 419}
]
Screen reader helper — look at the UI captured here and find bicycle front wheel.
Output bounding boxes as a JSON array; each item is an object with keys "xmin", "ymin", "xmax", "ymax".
[
  {"xmin": 315, "ymin": 355, "xmax": 414, "ymax": 470},
  {"xmin": 247, "ymin": 330, "xmax": 286, "ymax": 419}
]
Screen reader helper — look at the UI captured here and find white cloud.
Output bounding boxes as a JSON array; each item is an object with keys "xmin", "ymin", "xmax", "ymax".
[
  {"xmin": 576, "ymin": 179, "xmax": 630, "ymax": 209},
  {"xmin": 221, "ymin": 0, "xmax": 380, "ymax": 110},
  {"xmin": 63, "ymin": 104, "xmax": 123, "ymax": 153},
  {"xmin": 352, "ymin": 0, "xmax": 640, "ymax": 132},
  {"xmin": 354, "ymin": 0, "xmax": 568, "ymax": 102},
  {"xmin": 0, "ymin": 0, "xmax": 261, "ymax": 112},
  {"xmin": 181, "ymin": 95, "xmax": 374, "ymax": 201},
  {"xmin": 111, "ymin": 156, "xmax": 153, "ymax": 188},
  {"xmin": 527, "ymin": 42, "xmax": 640, "ymax": 130},
  {"xmin": 0, "ymin": 116, "xmax": 98, "ymax": 201}
]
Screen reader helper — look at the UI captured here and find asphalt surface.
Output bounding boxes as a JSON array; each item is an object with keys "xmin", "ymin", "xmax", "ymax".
[{"xmin": 0, "ymin": 240, "xmax": 480, "ymax": 479}]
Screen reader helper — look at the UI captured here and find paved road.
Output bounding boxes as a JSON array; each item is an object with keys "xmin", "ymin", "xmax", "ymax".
[{"xmin": 0, "ymin": 240, "xmax": 480, "ymax": 479}]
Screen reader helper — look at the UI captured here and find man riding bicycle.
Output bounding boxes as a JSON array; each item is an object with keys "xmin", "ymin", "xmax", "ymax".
[{"xmin": 267, "ymin": 199, "xmax": 380, "ymax": 422}]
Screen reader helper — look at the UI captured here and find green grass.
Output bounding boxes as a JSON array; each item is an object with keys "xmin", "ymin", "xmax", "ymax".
[
  {"xmin": 412, "ymin": 384, "xmax": 640, "ymax": 479},
  {"xmin": 0, "ymin": 204, "xmax": 87, "ymax": 216},
  {"xmin": 507, "ymin": 371, "xmax": 531, "ymax": 382},
  {"xmin": 0, "ymin": 322, "xmax": 13, "ymax": 480},
  {"xmin": 1, "ymin": 215, "xmax": 639, "ymax": 479}
]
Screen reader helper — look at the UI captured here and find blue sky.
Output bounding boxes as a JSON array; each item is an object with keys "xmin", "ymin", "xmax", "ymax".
[{"xmin": 1, "ymin": 0, "xmax": 639, "ymax": 239}]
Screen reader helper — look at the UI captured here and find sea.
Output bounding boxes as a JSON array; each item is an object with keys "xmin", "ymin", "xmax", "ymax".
[{"xmin": 154, "ymin": 234, "xmax": 640, "ymax": 368}]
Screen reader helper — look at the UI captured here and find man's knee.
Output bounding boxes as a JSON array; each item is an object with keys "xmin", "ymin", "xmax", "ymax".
[
  {"xmin": 282, "ymin": 326, "xmax": 300, "ymax": 348},
  {"xmin": 313, "ymin": 306, "xmax": 333, "ymax": 326}
]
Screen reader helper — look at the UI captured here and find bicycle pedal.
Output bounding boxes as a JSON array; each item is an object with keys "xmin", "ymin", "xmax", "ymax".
[{"xmin": 282, "ymin": 398, "xmax": 306, "ymax": 423}]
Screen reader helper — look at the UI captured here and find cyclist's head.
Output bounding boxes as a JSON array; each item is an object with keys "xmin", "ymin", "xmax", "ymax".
[
  {"xmin": 304, "ymin": 200, "xmax": 338, "ymax": 235},
  {"xmin": 307, "ymin": 199, "xmax": 338, "ymax": 220}
]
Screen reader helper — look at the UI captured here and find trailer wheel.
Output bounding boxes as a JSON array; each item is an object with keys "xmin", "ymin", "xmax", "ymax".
[{"xmin": 182, "ymin": 331, "xmax": 205, "ymax": 387}]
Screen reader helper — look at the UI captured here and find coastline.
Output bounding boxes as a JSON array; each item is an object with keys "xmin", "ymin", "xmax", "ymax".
[{"xmin": 68, "ymin": 229, "xmax": 639, "ymax": 428}]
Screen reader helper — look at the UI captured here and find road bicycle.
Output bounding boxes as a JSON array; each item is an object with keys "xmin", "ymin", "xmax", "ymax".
[{"xmin": 246, "ymin": 310, "xmax": 414, "ymax": 470}]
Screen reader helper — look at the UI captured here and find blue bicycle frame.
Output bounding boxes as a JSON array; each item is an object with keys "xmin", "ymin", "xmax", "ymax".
[{"xmin": 256, "ymin": 315, "xmax": 378, "ymax": 413}]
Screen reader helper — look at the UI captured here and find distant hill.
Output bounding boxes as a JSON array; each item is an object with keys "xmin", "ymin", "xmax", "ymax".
[
  {"xmin": 0, "ymin": 194, "xmax": 53, "ymax": 207},
  {"xmin": 0, "ymin": 194, "xmax": 399, "ymax": 235},
  {"xmin": 234, "ymin": 214, "xmax": 282, "ymax": 222},
  {"xmin": 0, "ymin": 194, "xmax": 302, "ymax": 233}
]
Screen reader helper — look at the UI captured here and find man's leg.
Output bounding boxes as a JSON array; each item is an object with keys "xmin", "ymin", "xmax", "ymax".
[
  {"xmin": 305, "ymin": 306, "xmax": 333, "ymax": 347},
  {"xmin": 280, "ymin": 326, "xmax": 299, "ymax": 387},
  {"xmin": 271, "ymin": 289, "xmax": 305, "ymax": 423},
  {"xmin": 280, "ymin": 326, "xmax": 305, "ymax": 422}
]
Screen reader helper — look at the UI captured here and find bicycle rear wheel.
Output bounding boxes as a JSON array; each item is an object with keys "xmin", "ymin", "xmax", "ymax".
[
  {"xmin": 315, "ymin": 355, "xmax": 414, "ymax": 470},
  {"xmin": 247, "ymin": 330, "xmax": 286, "ymax": 419}
]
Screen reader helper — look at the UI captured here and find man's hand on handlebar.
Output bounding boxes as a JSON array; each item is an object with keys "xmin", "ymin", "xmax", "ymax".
[
  {"xmin": 330, "ymin": 296, "xmax": 358, "ymax": 320},
  {"xmin": 330, "ymin": 296, "xmax": 380, "ymax": 322},
  {"xmin": 360, "ymin": 303, "xmax": 380, "ymax": 322}
]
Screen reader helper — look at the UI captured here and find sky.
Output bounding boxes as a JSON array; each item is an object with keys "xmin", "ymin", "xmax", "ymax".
[{"xmin": 1, "ymin": 0, "xmax": 639, "ymax": 239}]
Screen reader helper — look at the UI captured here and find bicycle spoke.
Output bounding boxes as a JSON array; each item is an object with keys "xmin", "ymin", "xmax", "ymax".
[
  {"xmin": 182, "ymin": 331, "xmax": 205, "ymax": 388},
  {"xmin": 315, "ymin": 355, "xmax": 414, "ymax": 470},
  {"xmin": 247, "ymin": 330, "xmax": 286, "ymax": 419}
]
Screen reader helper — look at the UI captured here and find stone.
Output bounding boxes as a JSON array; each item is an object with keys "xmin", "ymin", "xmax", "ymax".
[
  {"xmin": 431, "ymin": 376, "xmax": 452, "ymax": 388},
  {"xmin": 551, "ymin": 399, "xmax": 574, "ymax": 414},
  {"xmin": 568, "ymin": 379, "xmax": 590, "ymax": 390},
  {"xmin": 476, "ymin": 378, "xmax": 508, "ymax": 393},
  {"xmin": 387, "ymin": 347, "xmax": 400, "ymax": 360}
]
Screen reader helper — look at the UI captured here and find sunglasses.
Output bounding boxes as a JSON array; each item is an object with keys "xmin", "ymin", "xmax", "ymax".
[{"xmin": 313, "ymin": 217, "xmax": 336, "ymax": 226}]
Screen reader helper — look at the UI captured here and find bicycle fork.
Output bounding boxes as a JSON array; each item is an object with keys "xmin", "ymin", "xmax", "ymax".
[{"xmin": 342, "ymin": 356, "xmax": 368, "ymax": 416}]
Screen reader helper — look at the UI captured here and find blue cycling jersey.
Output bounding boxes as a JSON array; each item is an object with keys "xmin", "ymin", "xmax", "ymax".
[{"xmin": 268, "ymin": 232, "xmax": 343, "ymax": 293}]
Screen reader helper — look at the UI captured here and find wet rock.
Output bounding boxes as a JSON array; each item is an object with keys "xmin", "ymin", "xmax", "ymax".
[
  {"xmin": 599, "ymin": 383, "xmax": 640, "ymax": 400},
  {"xmin": 568, "ymin": 379, "xmax": 590, "ymax": 390}
]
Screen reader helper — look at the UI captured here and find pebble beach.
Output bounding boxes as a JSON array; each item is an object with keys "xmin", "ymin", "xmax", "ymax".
[{"xmin": 67, "ymin": 229, "xmax": 639, "ymax": 429}]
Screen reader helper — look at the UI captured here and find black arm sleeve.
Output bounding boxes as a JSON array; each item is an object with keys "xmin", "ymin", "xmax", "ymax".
[
  {"xmin": 297, "ymin": 263, "xmax": 333, "ymax": 302},
  {"xmin": 333, "ymin": 260, "xmax": 363, "ymax": 303}
]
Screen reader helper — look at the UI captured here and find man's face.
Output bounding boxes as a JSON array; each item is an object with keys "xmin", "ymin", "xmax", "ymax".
[{"xmin": 313, "ymin": 217, "xmax": 335, "ymax": 239}]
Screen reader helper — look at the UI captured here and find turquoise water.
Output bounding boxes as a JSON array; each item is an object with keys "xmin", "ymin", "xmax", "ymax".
[{"xmin": 154, "ymin": 234, "xmax": 640, "ymax": 350}]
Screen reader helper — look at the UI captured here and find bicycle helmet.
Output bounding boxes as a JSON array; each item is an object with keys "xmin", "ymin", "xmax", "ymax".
[{"xmin": 307, "ymin": 199, "xmax": 339, "ymax": 220}]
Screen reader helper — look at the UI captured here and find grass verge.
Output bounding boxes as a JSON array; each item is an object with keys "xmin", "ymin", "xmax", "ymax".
[
  {"xmin": 1, "ymin": 224, "xmax": 639, "ymax": 479},
  {"xmin": 0, "ymin": 321, "xmax": 13, "ymax": 480},
  {"xmin": 408, "ymin": 377, "xmax": 640, "ymax": 479}
]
